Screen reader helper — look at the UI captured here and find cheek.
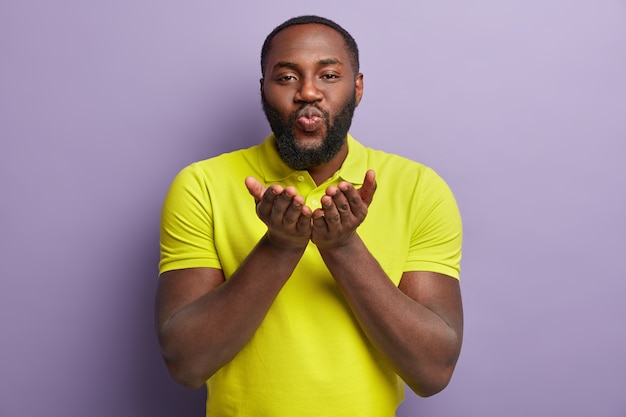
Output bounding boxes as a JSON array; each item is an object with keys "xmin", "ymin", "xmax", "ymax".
[
  {"xmin": 264, "ymin": 85, "xmax": 295, "ymax": 104},
  {"xmin": 328, "ymin": 87, "xmax": 355, "ymax": 105}
]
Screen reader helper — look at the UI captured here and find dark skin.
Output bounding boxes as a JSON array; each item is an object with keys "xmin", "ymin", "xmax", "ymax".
[{"xmin": 155, "ymin": 23, "xmax": 463, "ymax": 397}]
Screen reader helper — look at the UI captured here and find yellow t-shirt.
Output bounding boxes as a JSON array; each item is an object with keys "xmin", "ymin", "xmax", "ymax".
[{"xmin": 159, "ymin": 134, "xmax": 462, "ymax": 417}]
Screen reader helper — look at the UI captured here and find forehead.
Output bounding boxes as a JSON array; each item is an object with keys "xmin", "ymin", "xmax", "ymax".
[{"xmin": 265, "ymin": 24, "xmax": 351, "ymax": 71}]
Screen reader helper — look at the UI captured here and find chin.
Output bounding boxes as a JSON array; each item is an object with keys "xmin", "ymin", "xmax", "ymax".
[{"xmin": 294, "ymin": 131, "xmax": 326, "ymax": 148}]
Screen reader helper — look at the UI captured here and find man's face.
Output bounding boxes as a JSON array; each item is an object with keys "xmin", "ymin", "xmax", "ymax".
[{"xmin": 261, "ymin": 24, "xmax": 364, "ymax": 170}]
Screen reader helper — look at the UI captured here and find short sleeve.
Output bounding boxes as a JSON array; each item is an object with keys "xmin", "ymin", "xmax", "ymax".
[
  {"xmin": 158, "ymin": 163, "xmax": 222, "ymax": 275},
  {"xmin": 404, "ymin": 168, "xmax": 463, "ymax": 280}
]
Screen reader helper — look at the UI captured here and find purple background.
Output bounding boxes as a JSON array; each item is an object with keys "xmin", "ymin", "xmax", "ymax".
[{"xmin": 2, "ymin": 1, "xmax": 625, "ymax": 416}]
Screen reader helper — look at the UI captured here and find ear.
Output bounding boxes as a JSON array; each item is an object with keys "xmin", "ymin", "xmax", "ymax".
[
  {"xmin": 354, "ymin": 73, "xmax": 364, "ymax": 106},
  {"xmin": 259, "ymin": 78, "xmax": 264, "ymax": 95}
]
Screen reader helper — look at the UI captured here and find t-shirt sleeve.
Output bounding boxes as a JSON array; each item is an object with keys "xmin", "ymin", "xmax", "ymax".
[
  {"xmin": 404, "ymin": 167, "xmax": 463, "ymax": 280},
  {"xmin": 158, "ymin": 163, "xmax": 222, "ymax": 275}
]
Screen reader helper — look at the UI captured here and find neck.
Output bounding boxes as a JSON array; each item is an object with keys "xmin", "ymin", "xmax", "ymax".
[{"xmin": 307, "ymin": 142, "xmax": 348, "ymax": 186}]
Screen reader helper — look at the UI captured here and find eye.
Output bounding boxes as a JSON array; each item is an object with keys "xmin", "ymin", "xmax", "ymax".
[
  {"xmin": 276, "ymin": 74, "xmax": 297, "ymax": 82},
  {"xmin": 321, "ymin": 73, "xmax": 340, "ymax": 81}
]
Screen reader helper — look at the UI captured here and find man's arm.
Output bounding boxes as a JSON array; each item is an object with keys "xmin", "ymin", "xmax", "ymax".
[
  {"xmin": 155, "ymin": 181, "xmax": 312, "ymax": 389},
  {"xmin": 312, "ymin": 172, "xmax": 463, "ymax": 397}
]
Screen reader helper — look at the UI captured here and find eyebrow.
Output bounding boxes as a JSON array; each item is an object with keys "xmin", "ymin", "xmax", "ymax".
[
  {"xmin": 272, "ymin": 58, "xmax": 344, "ymax": 72},
  {"xmin": 318, "ymin": 58, "xmax": 343, "ymax": 66}
]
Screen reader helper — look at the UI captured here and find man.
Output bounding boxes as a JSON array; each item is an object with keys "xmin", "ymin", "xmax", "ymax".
[{"xmin": 156, "ymin": 15, "xmax": 463, "ymax": 416}]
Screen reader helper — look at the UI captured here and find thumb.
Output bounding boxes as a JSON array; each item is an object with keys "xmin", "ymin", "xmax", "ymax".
[
  {"xmin": 245, "ymin": 176, "xmax": 266, "ymax": 202},
  {"xmin": 359, "ymin": 169, "xmax": 377, "ymax": 206}
]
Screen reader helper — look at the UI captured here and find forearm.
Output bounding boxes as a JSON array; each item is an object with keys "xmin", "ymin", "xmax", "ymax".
[
  {"xmin": 158, "ymin": 234, "xmax": 305, "ymax": 388},
  {"xmin": 318, "ymin": 235, "xmax": 462, "ymax": 396}
]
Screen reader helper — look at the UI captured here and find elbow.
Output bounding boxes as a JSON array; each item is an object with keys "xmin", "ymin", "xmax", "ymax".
[
  {"xmin": 163, "ymin": 356, "xmax": 208, "ymax": 390},
  {"xmin": 157, "ymin": 325, "xmax": 212, "ymax": 389},
  {"xmin": 158, "ymin": 333, "xmax": 210, "ymax": 390},
  {"xmin": 410, "ymin": 380, "xmax": 450, "ymax": 398},
  {"xmin": 409, "ymin": 329, "xmax": 463, "ymax": 397},
  {"xmin": 407, "ymin": 362, "xmax": 457, "ymax": 398}
]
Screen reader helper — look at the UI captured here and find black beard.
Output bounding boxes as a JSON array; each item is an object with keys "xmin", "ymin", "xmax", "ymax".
[{"xmin": 262, "ymin": 92, "xmax": 357, "ymax": 170}]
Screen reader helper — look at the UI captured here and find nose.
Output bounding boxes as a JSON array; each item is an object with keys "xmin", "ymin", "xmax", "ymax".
[{"xmin": 294, "ymin": 77, "xmax": 323, "ymax": 103}]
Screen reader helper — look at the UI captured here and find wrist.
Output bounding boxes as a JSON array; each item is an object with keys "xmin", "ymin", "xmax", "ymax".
[
  {"xmin": 263, "ymin": 232, "xmax": 309, "ymax": 252},
  {"xmin": 315, "ymin": 232, "xmax": 361, "ymax": 254}
]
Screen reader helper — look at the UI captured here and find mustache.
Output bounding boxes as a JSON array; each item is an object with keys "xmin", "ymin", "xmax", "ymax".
[
  {"xmin": 295, "ymin": 105, "xmax": 324, "ymax": 119},
  {"xmin": 291, "ymin": 104, "xmax": 327, "ymax": 123}
]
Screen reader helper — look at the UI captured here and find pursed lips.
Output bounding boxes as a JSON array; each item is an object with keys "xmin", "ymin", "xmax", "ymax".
[{"xmin": 296, "ymin": 106, "xmax": 324, "ymax": 132}]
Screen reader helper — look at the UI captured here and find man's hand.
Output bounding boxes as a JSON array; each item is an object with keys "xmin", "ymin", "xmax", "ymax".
[
  {"xmin": 311, "ymin": 170, "xmax": 377, "ymax": 249},
  {"xmin": 245, "ymin": 176, "xmax": 313, "ymax": 249}
]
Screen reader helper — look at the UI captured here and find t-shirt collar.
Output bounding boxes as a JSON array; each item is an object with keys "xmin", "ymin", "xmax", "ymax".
[{"xmin": 258, "ymin": 134, "xmax": 368, "ymax": 186}]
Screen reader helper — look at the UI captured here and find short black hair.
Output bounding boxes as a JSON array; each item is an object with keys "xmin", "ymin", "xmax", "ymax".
[{"xmin": 260, "ymin": 15, "xmax": 360, "ymax": 78}]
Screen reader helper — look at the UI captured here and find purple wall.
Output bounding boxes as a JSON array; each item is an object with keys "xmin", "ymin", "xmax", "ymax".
[{"xmin": 2, "ymin": 1, "xmax": 625, "ymax": 416}]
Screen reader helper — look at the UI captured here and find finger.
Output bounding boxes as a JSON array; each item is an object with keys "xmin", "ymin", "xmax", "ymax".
[
  {"xmin": 321, "ymin": 194, "xmax": 341, "ymax": 226},
  {"xmin": 269, "ymin": 186, "xmax": 295, "ymax": 222},
  {"xmin": 359, "ymin": 169, "xmax": 377, "ymax": 206},
  {"xmin": 257, "ymin": 184, "xmax": 283, "ymax": 219},
  {"xmin": 282, "ymin": 190, "xmax": 304, "ymax": 226},
  {"xmin": 329, "ymin": 187, "xmax": 353, "ymax": 221},
  {"xmin": 295, "ymin": 205, "xmax": 313, "ymax": 233},
  {"xmin": 337, "ymin": 182, "xmax": 366, "ymax": 218},
  {"xmin": 311, "ymin": 209, "xmax": 328, "ymax": 232}
]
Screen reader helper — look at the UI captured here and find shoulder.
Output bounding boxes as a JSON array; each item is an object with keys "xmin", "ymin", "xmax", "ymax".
[
  {"xmin": 171, "ymin": 145, "xmax": 263, "ymax": 188},
  {"xmin": 361, "ymin": 145, "xmax": 447, "ymax": 190},
  {"xmin": 187, "ymin": 145, "xmax": 261, "ymax": 175},
  {"xmin": 349, "ymin": 137, "xmax": 428, "ymax": 173}
]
